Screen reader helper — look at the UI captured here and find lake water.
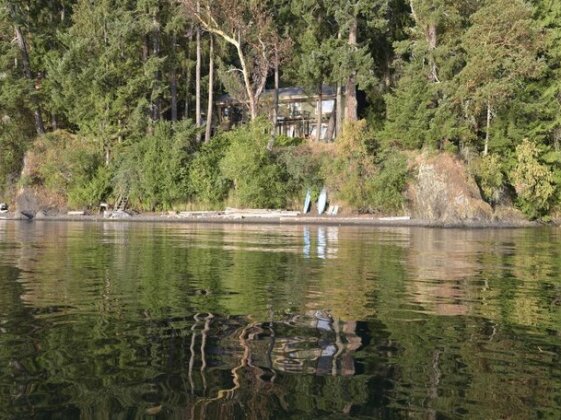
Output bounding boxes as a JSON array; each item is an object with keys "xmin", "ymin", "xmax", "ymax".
[{"xmin": 0, "ymin": 221, "xmax": 560, "ymax": 419}]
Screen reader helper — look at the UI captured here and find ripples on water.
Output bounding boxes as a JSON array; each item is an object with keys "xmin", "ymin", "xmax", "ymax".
[{"xmin": 0, "ymin": 221, "xmax": 560, "ymax": 418}]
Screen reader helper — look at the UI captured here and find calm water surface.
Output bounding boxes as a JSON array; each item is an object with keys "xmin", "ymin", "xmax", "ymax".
[{"xmin": 0, "ymin": 221, "xmax": 560, "ymax": 419}]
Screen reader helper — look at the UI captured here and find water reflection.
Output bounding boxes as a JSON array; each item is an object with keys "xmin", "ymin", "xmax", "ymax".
[
  {"xmin": 303, "ymin": 226, "xmax": 338, "ymax": 259},
  {"xmin": 0, "ymin": 222, "xmax": 560, "ymax": 418}
]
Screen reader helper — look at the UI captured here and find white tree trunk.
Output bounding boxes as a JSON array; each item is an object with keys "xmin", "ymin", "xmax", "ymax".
[
  {"xmin": 345, "ymin": 17, "xmax": 358, "ymax": 122},
  {"xmin": 484, "ymin": 100, "xmax": 492, "ymax": 156},
  {"xmin": 195, "ymin": 1, "xmax": 202, "ymax": 141},
  {"xmin": 205, "ymin": 36, "xmax": 214, "ymax": 142}
]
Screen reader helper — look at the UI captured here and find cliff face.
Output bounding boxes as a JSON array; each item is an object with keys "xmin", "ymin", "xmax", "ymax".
[{"xmin": 406, "ymin": 153, "xmax": 494, "ymax": 223}]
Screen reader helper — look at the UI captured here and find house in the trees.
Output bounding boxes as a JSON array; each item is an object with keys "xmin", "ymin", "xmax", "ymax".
[{"xmin": 215, "ymin": 86, "xmax": 345, "ymax": 141}]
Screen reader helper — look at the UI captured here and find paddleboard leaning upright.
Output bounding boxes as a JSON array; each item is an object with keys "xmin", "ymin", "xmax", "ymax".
[
  {"xmin": 303, "ymin": 189, "xmax": 312, "ymax": 214},
  {"xmin": 317, "ymin": 187, "xmax": 328, "ymax": 215}
]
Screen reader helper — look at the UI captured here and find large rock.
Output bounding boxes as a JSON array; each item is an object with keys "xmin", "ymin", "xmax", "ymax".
[{"xmin": 407, "ymin": 153, "xmax": 493, "ymax": 222}]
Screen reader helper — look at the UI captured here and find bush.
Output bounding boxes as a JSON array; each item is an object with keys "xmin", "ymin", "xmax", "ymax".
[
  {"xmin": 324, "ymin": 121, "xmax": 377, "ymax": 209},
  {"xmin": 367, "ymin": 152, "xmax": 409, "ymax": 212},
  {"xmin": 509, "ymin": 139, "xmax": 555, "ymax": 219},
  {"xmin": 322, "ymin": 121, "xmax": 409, "ymax": 213},
  {"xmin": 112, "ymin": 121, "xmax": 198, "ymax": 210},
  {"xmin": 472, "ymin": 154, "xmax": 504, "ymax": 205},
  {"xmin": 68, "ymin": 165, "xmax": 112, "ymax": 208},
  {"xmin": 277, "ymin": 144, "xmax": 324, "ymax": 203},
  {"xmin": 31, "ymin": 130, "xmax": 108, "ymax": 208},
  {"xmin": 189, "ymin": 135, "xmax": 231, "ymax": 206},
  {"xmin": 220, "ymin": 119, "xmax": 293, "ymax": 208}
]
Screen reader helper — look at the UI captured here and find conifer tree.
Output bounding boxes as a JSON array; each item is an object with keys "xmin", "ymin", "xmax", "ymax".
[{"xmin": 457, "ymin": 0, "xmax": 543, "ymax": 155}]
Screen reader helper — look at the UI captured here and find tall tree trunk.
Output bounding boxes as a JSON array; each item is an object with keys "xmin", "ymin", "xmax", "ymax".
[
  {"xmin": 484, "ymin": 100, "xmax": 492, "ymax": 156},
  {"xmin": 335, "ymin": 31, "xmax": 343, "ymax": 137},
  {"xmin": 272, "ymin": 55, "xmax": 279, "ymax": 134},
  {"xmin": 171, "ymin": 33, "xmax": 178, "ymax": 122},
  {"xmin": 427, "ymin": 23, "xmax": 440, "ymax": 83},
  {"xmin": 325, "ymin": 106, "xmax": 336, "ymax": 142},
  {"xmin": 410, "ymin": 1, "xmax": 440, "ymax": 83},
  {"xmin": 345, "ymin": 17, "xmax": 358, "ymax": 122},
  {"xmin": 151, "ymin": 10, "xmax": 161, "ymax": 121},
  {"xmin": 336, "ymin": 83, "xmax": 343, "ymax": 137},
  {"xmin": 316, "ymin": 84, "xmax": 323, "ymax": 141},
  {"xmin": 142, "ymin": 35, "xmax": 149, "ymax": 63},
  {"xmin": 235, "ymin": 43, "xmax": 257, "ymax": 120},
  {"xmin": 185, "ymin": 30, "xmax": 193, "ymax": 120},
  {"xmin": 205, "ymin": 36, "xmax": 214, "ymax": 143},
  {"xmin": 143, "ymin": 34, "xmax": 151, "ymax": 133},
  {"xmin": 12, "ymin": 22, "xmax": 45, "ymax": 135},
  {"xmin": 554, "ymin": 128, "xmax": 561, "ymax": 152},
  {"xmin": 195, "ymin": 1, "xmax": 202, "ymax": 141}
]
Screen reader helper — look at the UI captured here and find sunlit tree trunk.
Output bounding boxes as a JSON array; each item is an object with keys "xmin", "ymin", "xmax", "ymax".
[
  {"xmin": 171, "ymin": 33, "xmax": 178, "ymax": 122},
  {"xmin": 205, "ymin": 36, "xmax": 214, "ymax": 142},
  {"xmin": 195, "ymin": 0, "xmax": 202, "ymax": 141},
  {"xmin": 345, "ymin": 17, "xmax": 358, "ymax": 122},
  {"xmin": 316, "ymin": 83, "xmax": 323, "ymax": 141},
  {"xmin": 151, "ymin": 10, "xmax": 161, "ymax": 121},
  {"xmin": 484, "ymin": 99, "xmax": 492, "ymax": 156},
  {"xmin": 272, "ymin": 54, "xmax": 279, "ymax": 134}
]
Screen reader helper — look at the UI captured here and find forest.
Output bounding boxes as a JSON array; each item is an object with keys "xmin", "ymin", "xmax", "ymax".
[{"xmin": 1, "ymin": 0, "xmax": 561, "ymax": 219}]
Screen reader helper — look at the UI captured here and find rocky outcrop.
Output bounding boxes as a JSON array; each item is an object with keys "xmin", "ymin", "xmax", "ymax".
[
  {"xmin": 407, "ymin": 153, "xmax": 493, "ymax": 223},
  {"xmin": 15, "ymin": 154, "xmax": 65, "ymax": 218}
]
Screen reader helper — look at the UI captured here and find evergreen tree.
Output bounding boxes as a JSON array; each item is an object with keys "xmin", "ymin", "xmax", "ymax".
[
  {"xmin": 532, "ymin": 0, "xmax": 561, "ymax": 149},
  {"xmin": 457, "ymin": 0, "xmax": 544, "ymax": 155},
  {"xmin": 383, "ymin": 0, "xmax": 472, "ymax": 150}
]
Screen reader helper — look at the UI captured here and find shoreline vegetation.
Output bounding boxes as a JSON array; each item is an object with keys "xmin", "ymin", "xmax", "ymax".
[{"xmin": 3, "ymin": 1, "xmax": 561, "ymax": 223}]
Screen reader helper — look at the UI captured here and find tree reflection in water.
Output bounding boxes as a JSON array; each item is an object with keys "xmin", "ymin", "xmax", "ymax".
[{"xmin": 1, "ymin": 222, "xmax": 561, "ymax": 418}]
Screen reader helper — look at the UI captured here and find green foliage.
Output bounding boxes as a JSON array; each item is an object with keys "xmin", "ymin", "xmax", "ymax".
[
  {"xmin": 277, "ymin": 144, "xmax": 324, "ymax": 202},
  {"xmin": 325, "ymin": 121, "xmax": 408, "ymax": 212},
  {"xmin": 0, "ymin": 119, "xmax": 33, "ymax": 193},
  {"xmin": 368, "ymin": 152, "xmax": 409, "ymax": 212},
  {"xmin": 3, "ymin": 0, "xmax": 561, "ymax": 219},
  {"xmin": 68, "ymin": 165, "xmax": 112, "ymax": 209},
  {"xmin": 113, "ymin": 121, "xmax": 198, "ymax": 210},
  {"xmin": 472, "ymin": 154, "xmax": 505, "ymax": 205},
  {"xmin": 31, "ymin": 130, "xmax": 108, "ymax": 208},
  {"xmin": 220, "ymin": 120, "xmax": 293, "ymax": 208},
  {"xmin": 189, "ymin": 135, "xmax": 231, "ymax": 206},
  {"xmin": 510, "ymin": 139, "xmax": 556, "ymax": 219},
  {"xmin": 382, "ymin": 69, "xmax": 430, "ymax": 149}
]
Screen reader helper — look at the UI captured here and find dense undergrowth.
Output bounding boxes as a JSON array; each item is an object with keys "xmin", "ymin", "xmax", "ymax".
[
  {"xmin": 12, "ymin": 119, "xmax": 411, "ymax": 214},
  {"xmin": 6, "ymin": 117, "xmax": 561, "ymax": 220}
]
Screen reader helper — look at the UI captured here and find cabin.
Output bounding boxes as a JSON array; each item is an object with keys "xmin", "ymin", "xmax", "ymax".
[{"xmin": 215, "ymin": 86, "xmax": 345, "ymax": 141}]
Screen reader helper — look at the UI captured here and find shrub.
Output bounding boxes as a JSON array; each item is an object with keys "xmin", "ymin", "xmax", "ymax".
[
  {"xmin": 472, "ymin": 154, "xmax": 504, "ymax": 205},
  {"xmin": 189, "ymin": 135, "xmax": 231, "ymax": 206},
  {"xmin": 367, "ymin": 152, "xmax": 409, "ymax": 212},
  {"xmin": 68, "ymin": 165, "xmax": 112, "ymax": 208},
  {"xmin": 113, "ymin": 121, "xmax": 198, "ymax": 211},
  {"xmin": 322, "ymin": 121, "xmax": 409, "ymax": 213},
  {"xmin": 220, "ymin": 119, "xmax": 293, "ymax": 208},
  {"xmin": 31, "ymin": 130, "xmax": 107, "ymax": 208},
  {"xmin": 277, "ymin": 143, "xmax": 324, "ymax": 203},
  {"xmin": 324, "ymin": 121, "xmax": 377, "ymax": 209},
  {"xmin": 509, "ymin": 139, "xmax": 555, "ymax": 219}
]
